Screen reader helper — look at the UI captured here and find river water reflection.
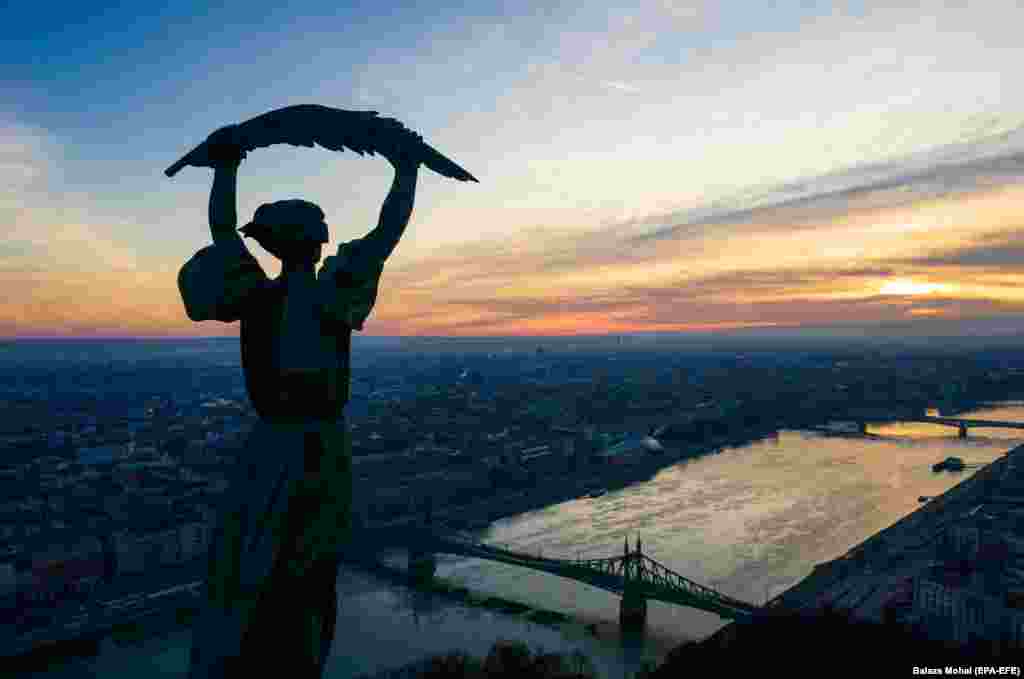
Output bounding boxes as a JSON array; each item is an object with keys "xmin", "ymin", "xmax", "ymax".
[{"xmin": 30, "ymin": 402, "xmax": 1024, "ymax": 678}]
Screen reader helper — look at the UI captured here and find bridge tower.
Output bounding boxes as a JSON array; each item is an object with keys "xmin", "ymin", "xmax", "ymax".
[
  {"xmin": 619, "ymin": 535, "xmax": 647, "ymax": 631},
  {"xmin": 959, "ymin": 423, "xmax": 968, "ymax": 439},
  {"xmin": 409, "ymin": 499, "xmax": 437, "ymax": 584}
]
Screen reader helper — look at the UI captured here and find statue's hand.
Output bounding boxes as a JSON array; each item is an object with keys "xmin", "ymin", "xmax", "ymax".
[
  {"xmin": 382, "ymin": 129, "xmax": 423, "ymax": 172},
  {"xmin": 194, "ymin": 125, "xmax": 248, "ymax": 169}
]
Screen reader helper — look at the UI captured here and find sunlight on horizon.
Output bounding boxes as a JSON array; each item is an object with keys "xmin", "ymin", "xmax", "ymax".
[{"xmin": 878, "ymin": 280, "xmax": 955, "ymax": 296}]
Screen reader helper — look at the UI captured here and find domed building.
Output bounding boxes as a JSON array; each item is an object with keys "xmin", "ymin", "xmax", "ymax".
[
  {"xmin": 640, "ymin": 436, "xmax": 664, "ymax": 453},
  {"xmin": 596, "ymin": 433, "xmax": 665, "ymax": 463}
]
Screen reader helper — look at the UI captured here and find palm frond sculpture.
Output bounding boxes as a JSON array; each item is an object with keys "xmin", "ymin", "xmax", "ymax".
[{"xmin": 165, "ymin": 104, "xmax": 478, "ymax": 182}]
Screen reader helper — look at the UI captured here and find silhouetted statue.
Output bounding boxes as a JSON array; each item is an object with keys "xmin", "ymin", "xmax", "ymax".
[{"xmin": 171, "ymin": 110, "xmax": 475, "ymax": 678}]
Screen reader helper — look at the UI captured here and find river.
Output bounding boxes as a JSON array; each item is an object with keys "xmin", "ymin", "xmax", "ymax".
[{"xmin": 22, "ymin": 402, "xmax": 1024, "ymax": 678}]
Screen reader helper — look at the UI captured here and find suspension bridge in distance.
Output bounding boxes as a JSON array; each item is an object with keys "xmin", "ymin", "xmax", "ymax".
[
  {"xmin": 909, "ymin": 416, "xmax": 1024, "ymax": 438},
  {"xmin": 825, "ymin": 414, "xmax": 1024, "ymax": 438}
]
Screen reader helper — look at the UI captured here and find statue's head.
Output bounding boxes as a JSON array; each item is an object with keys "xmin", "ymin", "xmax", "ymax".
[{"xmin": 239, "ymin": 199, "xmax": 328, "ymax": 266}]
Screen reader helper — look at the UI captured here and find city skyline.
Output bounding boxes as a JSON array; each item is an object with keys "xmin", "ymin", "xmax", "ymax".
[{"xmin": 5, "ymin": 1, "xmax": 1024, "ymax": 338}]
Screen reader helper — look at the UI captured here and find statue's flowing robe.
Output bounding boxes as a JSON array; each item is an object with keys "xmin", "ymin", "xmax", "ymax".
[{"xmin": 178, "ymin": 236, "xmax": 384, "ymax": 677}]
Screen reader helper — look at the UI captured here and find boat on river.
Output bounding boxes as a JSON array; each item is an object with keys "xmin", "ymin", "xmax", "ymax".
[{"xmin": 932, "ymin": 456, "xmax": 965, "ymax": 472}]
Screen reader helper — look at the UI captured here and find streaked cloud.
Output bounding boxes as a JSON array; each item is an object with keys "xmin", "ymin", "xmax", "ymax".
[
  {"xmin": 630, "ymin": 123, "xmax": 1024, "ymax": 244},
  {"xmin": 901, "ymin": 231, "xmax": 1024, "ymax": 269},
  {"xmin": 600, "ymin": 80, "xmax": 642, "ymax": 93}
]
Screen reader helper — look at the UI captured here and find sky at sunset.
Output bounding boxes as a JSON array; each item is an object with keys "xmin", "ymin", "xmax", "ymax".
[{"xmin": 5, "ymin": 1, "xmax": 1024, "ymax": 339}]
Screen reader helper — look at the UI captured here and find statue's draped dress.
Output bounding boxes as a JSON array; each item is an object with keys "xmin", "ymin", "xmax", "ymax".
[{"xmin": 178, "ymin": 236, "xmax": 384, "ymax": 677}]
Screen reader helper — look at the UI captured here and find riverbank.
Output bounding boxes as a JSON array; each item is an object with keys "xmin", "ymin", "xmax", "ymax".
[
  {"xmin": 2, "ymin": 599, "xmax": 202, "ymax": 675},
  {"xmin": 0, "ymin": 560, "xmax": 206, "ymax": 665}
]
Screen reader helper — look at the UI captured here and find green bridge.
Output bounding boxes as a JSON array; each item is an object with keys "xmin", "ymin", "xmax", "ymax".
[{"xmin": 400, "ymin": 529, "xmax": 759, "ymax": 627}]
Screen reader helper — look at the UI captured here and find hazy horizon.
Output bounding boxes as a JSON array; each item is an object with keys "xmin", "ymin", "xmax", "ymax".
[{"xmin": 8, "ymin": 318, "xmax": 1024, "ymax": 355}]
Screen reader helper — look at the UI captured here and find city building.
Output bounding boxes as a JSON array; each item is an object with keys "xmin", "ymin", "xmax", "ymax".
[
  {"xmin": 912, "ymin": 573, "xmax": 1024, "ymax": 648},
  {"xmin": 77, "ymin": 444, "xmax": 122, "ymax": 466},
  {"xmin": 24, "ymin": 530, "xmax": 105, "ymax": 604}
]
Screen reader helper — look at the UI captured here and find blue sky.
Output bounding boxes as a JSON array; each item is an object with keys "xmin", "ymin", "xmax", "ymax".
[{"xmin": 5, "ymin": 1, "xmax": 1024, "ymax": 337}]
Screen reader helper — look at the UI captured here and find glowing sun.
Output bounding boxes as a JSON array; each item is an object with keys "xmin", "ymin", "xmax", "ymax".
[{"xmin": 879, "ymin": 279, "xmax": 951, "ymax": 296}]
